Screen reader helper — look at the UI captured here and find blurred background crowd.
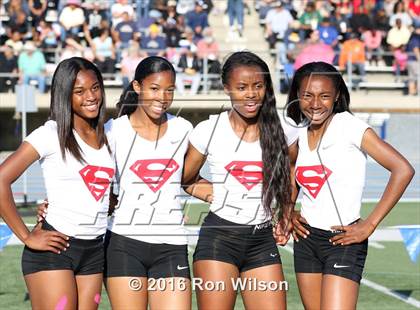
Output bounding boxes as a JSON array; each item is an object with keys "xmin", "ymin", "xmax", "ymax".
[{"xmin": 0, "ymin": 0, "xmax": 418, "ymax": 96}]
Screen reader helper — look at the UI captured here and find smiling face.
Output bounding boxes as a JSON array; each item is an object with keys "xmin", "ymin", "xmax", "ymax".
[
  {"xmin": 298, "ymin": 75, "xmax": 339, "ymax": 127},
  {"xmin": 224, "ymin": 65, "xmax": 266, "ymax": 119},
  {"xmin": 133, "ymin": 70, "xmax": 175, "ymax": 120},
  {"xmin": 72, "ymin": 69, "xmax": 102, "ymax": 121}
]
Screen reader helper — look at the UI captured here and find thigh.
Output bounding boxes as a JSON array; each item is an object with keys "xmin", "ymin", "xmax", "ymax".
[
  {"xmin": 24, "ymin": 270, "xmax": 77, "ymax": 310},
  {"xmin": 148, "ymin": 277, "xmax": 191, "ymax": 310},
  {"xmin": 321, "ymin": 274, "xmax": 359, "ymax": 310},
  {"xmin": 295, "ymin": 273, "xmax": 323, "ymax": 310},
  {"xmin": 240, "ymin": 264, "xmax": 286, "ymax": 310},
  {"xmin": 105, "ymin": 276, "xmax": 148, "ymax": 310},
  {"xmin": 75, "ymin": 273, "xmax": 103, "ymax": 310},
  {"xmin": 193, "ymin": 260, "xmax": 239, "ymax": 310}
]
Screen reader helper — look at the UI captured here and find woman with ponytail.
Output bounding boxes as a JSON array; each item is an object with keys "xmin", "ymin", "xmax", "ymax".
[
  {"xmin": 183, "ymin": 51, "xmax": 299, "ymax": 309},
  {"xmin": 104, "ymin": 56, "xmax": 193, "ymax": 309}
]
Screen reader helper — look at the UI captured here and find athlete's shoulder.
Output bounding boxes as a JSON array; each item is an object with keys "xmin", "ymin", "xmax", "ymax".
[{"xmin": 168, "ymin": 113, "xmax": 193, "ymax": 131}]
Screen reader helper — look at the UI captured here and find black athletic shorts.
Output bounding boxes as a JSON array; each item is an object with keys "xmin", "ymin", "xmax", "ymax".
[
  {"xmin": 293, "ymin": 222, "xmax": 368, "ymax": 284},
  {"xmin": 193, "ymin": 212, "xmax": 281, "ymax": 272},
  {"xmin": 104, "ymin": 230, "xmax": 190, "ymax": 279},
  {"xmin": 22, "ymin": 221, "xmax": 104, "ymax": 276}
]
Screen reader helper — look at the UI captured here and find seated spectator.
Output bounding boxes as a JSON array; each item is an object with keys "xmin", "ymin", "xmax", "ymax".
[
  {"xmin": 339, "ymin": 32, "xmax": 366, "ymax": 81},
  {"xmin": 120, "ymin": 43, "xmax": 146, "ymax": 88},
  {"xmin": 38, "ymin": 20, "xmax": 60, "ymax": 49},
  {"xmin": 91, "ymin": 28, "xmax": 116, "ymax": 75},
  {"xmin": 8, "ymin": 9, "xmax": 29, "ymax": 35},
  {"xmin": 406, "ymin": 25, "xmax": 420, "ymax": 95},
  {"xmin": 141, "ymin": 23, "xmax": 167, "ymax": 56},
  {"xmin": 84, "ymin": 1, "xmax": 108, "ymax": 39},
  {"xmin": 330, "ymin": 8, "xmax": 351, "ymax": 41},
  {"xmin": 176, "ymin": 43, "xmax": 202, "ymax": 95},
  {"xmin": 6, "ymin": 0, "xmax": 29, "ymax": 20},
  {"xmin": 264, "ymin": 1, "xmax": 293, "ymax": 49},
  {"xmin": 177, "ymin": 0, "xmax": 196, "ymax": 15},
  {"xmin": 196, "ymin": 27, "xmax": 221, "ymax": 74},
  {"xmin": 29, "ymin": 0, "xmax": 47, "ymax": 27},
  {"xmin": 349, "ymin": 11, "xmax": 371, "ymax": 34},
  {"xmin": 59, "ymin": 0, "xmax": 85, "ymax": 40},
  {"xmin": 292, "ymin": 30, "xmax": 335, "ymax": 70},
  {"xmin": 318, "ymin": 17, "xmax": 339, "ymax": 47},
  {"xmin": 113, "ymin": 11, "xmax": 140, "ymax": 55},
  {"xmin": 111, "ymin": 0, "xmax": 134, "ymax": 28},
  {"xmin": 299, "ymin": 2, "xmax": 322, "ymax": 40},
  {"xmin": 18, "ymin": 41, "xmax": 47, "ymax": 93},
  {"xmin": 362, "ymin": 27, "xmax": 384, "ymax": 64},
  {"xmin": 5, "ymin": 30, "xmax": 24, "ymax": 55},
  {"xmin": 185, "ymin": 1, "xmax": 209, "ymax": 38},
  {"xmin": 0, "ymin": 44, "xmax": 18, "ymax": 92},
  {"xmin": 164, "ymin": 18, "xmax": 182, "ymax": 47},
  {"xmin": 409, "ymin": 0, "xmax": 420, "ymax": 27},
  {"xmin": 258, "ymin": 0, "xmax": 276, "ymax": 22},
  {"xmin": 387, "ymin": 18, "xmax": 412, "ymax": 49},
  {"xmin": 390, "ymin": 1, "xmax": 413, "ymax": 27},
  {"xmin": 373, "ymin": 8, "xmax": 391, "ymax": 33},
  {"xmin": 164, "ymin": 0, "xmax": 179, "ymax": 23}
]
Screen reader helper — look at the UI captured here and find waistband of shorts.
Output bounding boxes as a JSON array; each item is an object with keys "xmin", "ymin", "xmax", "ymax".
[
  {"xmin": 205, "ymin": 212, "xmax": 272, "ymax": 234},
  {"xmin": 303, "ymin": 219, "xmax": 360, "ymax": 234},
  {"xmin": 41, "ymin": 221, "xmax": 104, "ymax": 243}
]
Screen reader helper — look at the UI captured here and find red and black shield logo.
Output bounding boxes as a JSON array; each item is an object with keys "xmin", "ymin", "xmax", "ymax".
[
  {"xmin": 129, "ymin": 159, "xmax": 179, "ymax": 193},
  {"xmin": 79, "ymin": 165, "xmax": 115, "ymax": 201},
  {"xmin": 295, "ymin": 165, "xmax": 332, "ymax": 199},
  {"xmin": 225, "ymin": 161, "xmax": 263, "ymax": 190}
]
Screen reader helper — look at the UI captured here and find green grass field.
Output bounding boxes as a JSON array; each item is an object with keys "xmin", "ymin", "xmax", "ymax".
[{"xmin": 1, "ymin": 202, "xmax": 419, "ymax": 309}]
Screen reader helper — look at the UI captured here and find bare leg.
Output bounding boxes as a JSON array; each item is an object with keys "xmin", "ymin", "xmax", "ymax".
[
  {"xmin": 295, "ymin": 273, "xmax": 323, "ymax": 310},
  {"xmin": 193, "ymin": 260, "xmax": 239, "ymax": 310},
  {"xmin": 105, "ymin": 276, "xmax": 148, "ymax": 310},
  {"xmin": 321, "ymin": 274, "xmax": 359, "ymax": 310},
  {"xmin": 75, "ymin": 273, "xmax": 103, "ymax": 310},
  {"xmin": 24, "ymin": 270, "xmax": 77, "ymax": 310},
  {"xmin": 240, "ymin": 264, "xmax": 286, "ymax": 310},
  {"xmin": 148, "ymin": 277, "xmax": 191, "ymax": 310}
]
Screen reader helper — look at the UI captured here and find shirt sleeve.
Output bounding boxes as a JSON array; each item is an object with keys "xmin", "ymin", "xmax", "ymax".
[
  {"xmin": 278, "ymin": 110, "xmax": 299, "ymax": 146},
  {"xmin": 344, "ymin": 112, "xmax": 371, "ymax": 149},
  {"xmin": 189, "ymin": 119, "xmax": 213, "ymax": 155},
  {"xmin": 24, "ymin": 122, "xmax": 55, "ymax": 159}
]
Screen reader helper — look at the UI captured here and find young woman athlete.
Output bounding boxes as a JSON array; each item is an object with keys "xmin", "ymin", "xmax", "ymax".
[
  {"xmin": 103, "ymin": 56, "xmax": 193, "ymax": 310},
  {"xmin": 0, "ymin": 57, "xmax": 115, "ymax": 309},
  {"xmin": 287, "ymin": 62, "xmax": 415, "ymax": 309},
  {"xmin": 182, "ymin": 51, "xmax": 299, "ymax": 310}
]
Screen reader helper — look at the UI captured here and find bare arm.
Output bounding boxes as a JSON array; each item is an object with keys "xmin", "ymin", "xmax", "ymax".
[
  {"xmin": 331, "ymin": 128, "xmax": 415, "ymax": 245},
  {"xmin": 0, "ymin": 142, "xmax": 69, "ymax": 252},
  {"xmin": 182, "ymin": 143, "xmax": 212, "ymax": 201}
]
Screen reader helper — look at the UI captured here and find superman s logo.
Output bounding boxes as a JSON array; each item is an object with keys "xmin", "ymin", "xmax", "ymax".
[
  {"xmin": 225, "ymin": 161, "xmax": 263, "ymax": 190},
  {"xmin": 79, "ymin": 165, "xmax": 115, "ymax": 201},
  {"xmin": 295, "ymin": 165, "xmax": 332, "ymax": 199},
  {"xmin": 129, "ymin": 159, "xmax": 179, "ymax": 193}
]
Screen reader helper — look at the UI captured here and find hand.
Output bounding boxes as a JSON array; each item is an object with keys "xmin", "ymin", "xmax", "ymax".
[
  {"xmin": 24, "ymin": 223, "xmax": 69, "ymax": 254},
  {"xmin": 273, "ymin": 221, "xmax": 291, "ymax": 246},
  {"xmin": 36, "ymin": 199, "xmax": 48, "ymax": 222},
  {"xmin": 292, "ymin": 211, "xmax": 309, "ymax": 242},
  {"xmin": 330, "ymin": 219, "xmax": 375, "ymax": 246}
]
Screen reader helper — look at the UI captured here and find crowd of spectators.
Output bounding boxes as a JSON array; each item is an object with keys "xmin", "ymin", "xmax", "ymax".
[
  {"xmin": 0, "ymin": 0, "xmax": 418, "ymax": 95},
  {"xmin": 0, "ymin": 0, "xmax": 220, "ymax": 95},
  {"xmin": 259, "ymin": 0, "xmax": 419, "ymax": 95}
]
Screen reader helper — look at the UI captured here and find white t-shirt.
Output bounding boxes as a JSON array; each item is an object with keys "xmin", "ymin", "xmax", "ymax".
[
  {"xmin": 106, "ymin": 114, "xmax": 193, "ymax": 245},
  {"xmin": 295, "ymin": 112, "xmax": 370, "ymax": 230},
  {"xmin": 189, "ymin": 111, "xmax": 299, "ymax": 225},
  {"xmin": 25, "ymin": 120, "xmax": 115, "ymax": 239}
]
